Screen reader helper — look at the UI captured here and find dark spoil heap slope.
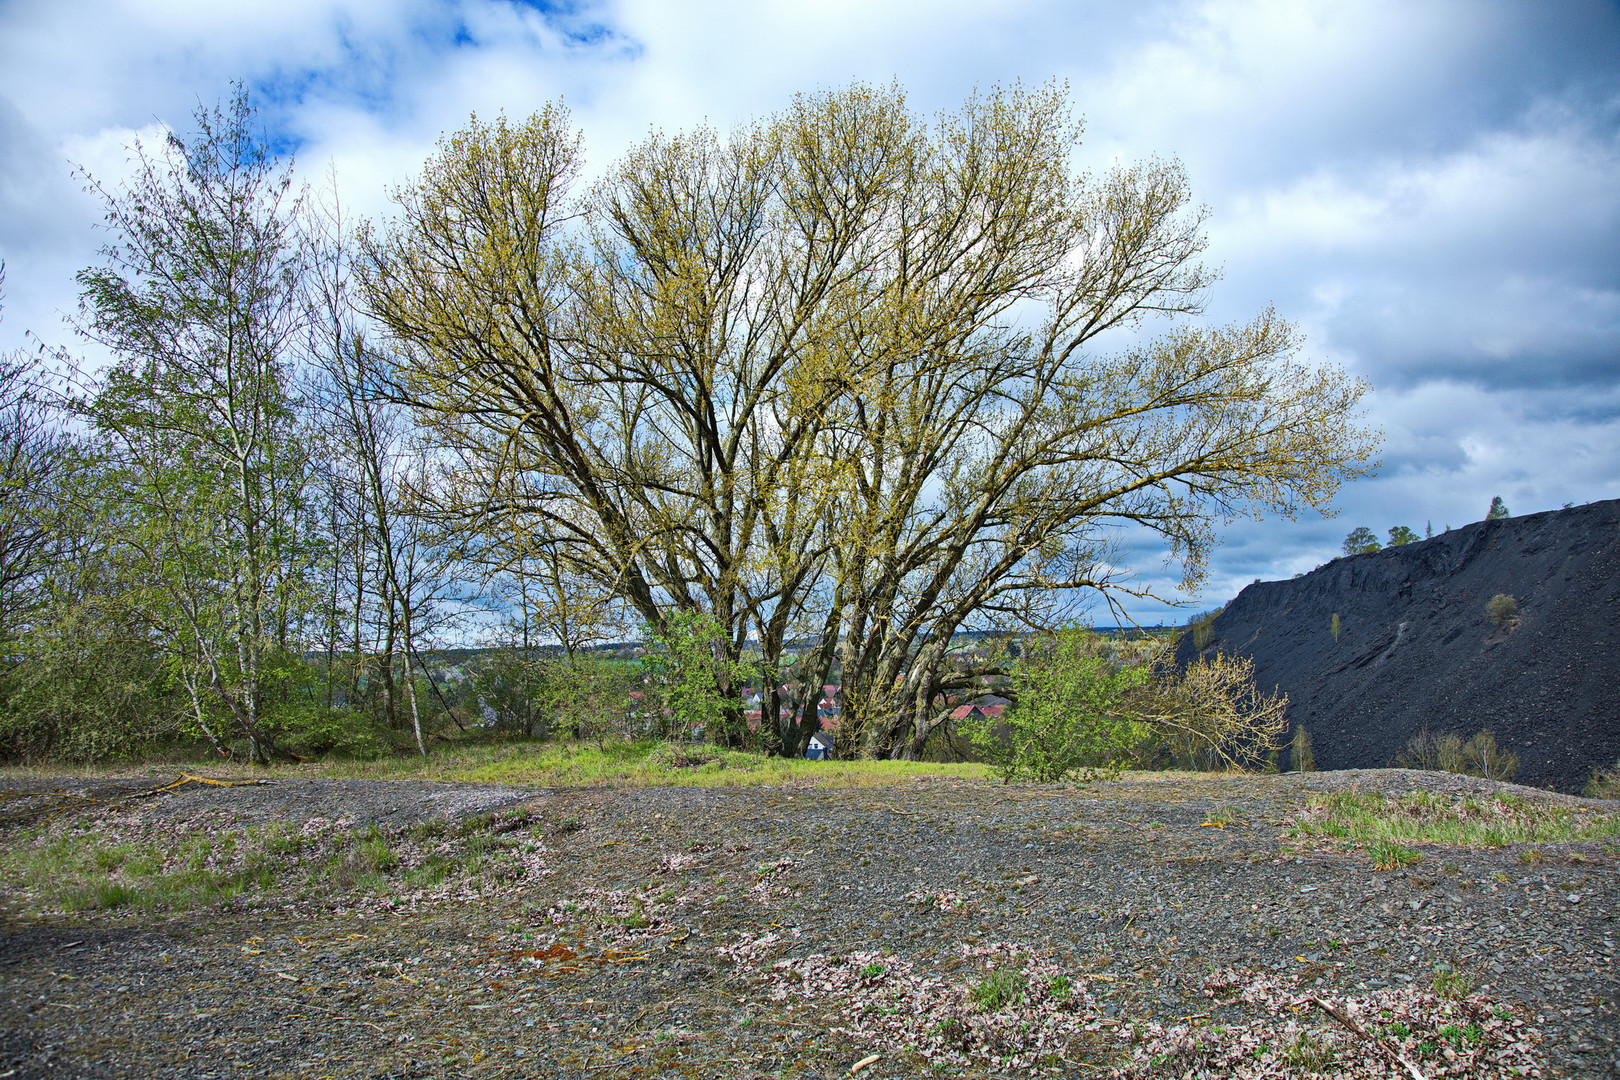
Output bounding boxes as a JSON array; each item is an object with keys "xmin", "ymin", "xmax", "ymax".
[{"xmin": 1181, "ymin": 499, "xmax": 1620, "ymax": 792}]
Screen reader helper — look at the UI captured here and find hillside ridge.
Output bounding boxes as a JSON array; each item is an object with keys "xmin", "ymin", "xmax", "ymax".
[{"xmin": 1183, "ymin": 498, "xmax": 1620, "ymax": 791}]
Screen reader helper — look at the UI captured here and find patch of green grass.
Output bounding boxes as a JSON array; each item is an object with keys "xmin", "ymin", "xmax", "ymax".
[
  {"xmin": 1289, "ymin": 790, "xmax": 1620, "ymax": 852},
  {"xmin": 1368, "ymin": 841, "xmax": 1424, "ymax": 870},
  {"xmin": 4, "ymin": 738, "xmax": 993, "ymax": 790},
  {"xmin": 405, "ymin": 854, "xmax": 453, "ymax": 889},
  {"xmin": 1437, "ymin": 1022, "xmax": 1482, "ymax": 1048},
  {"xmin": 970, "ymin": 968, "xmax": 1026, "ymax": 1010},
  {"xmin": 1280, "ymin": 1030, "xmax": 1334, "ymax": 1070},
  {"xmin": 0, "ymin": 810, "xmax": 534, "ymax": 919},
  {"xmin": 408, "ymin": 819, "xmax": 449, "ymax": 840},
  {"xmin": 65, "ymin": 882, "xmax": 141, "ymax": 912},
  {"xmin": 1431, "ymin": 965, "xmax": 1473, "ymax": 1001},
  {"xmin": 21, "ymin": 828, "xmax": 279, "ymax": 914},
  {"xmin": 621, "ymin": 898, "xmax": 650, "ymax": 929},
  {"xmin": 447, "ymin": 740, "xmax": 993, "ymax": 789},
  {"xmin": 92, "ymin": 844, "xmax": 132, "ymax": 871}
]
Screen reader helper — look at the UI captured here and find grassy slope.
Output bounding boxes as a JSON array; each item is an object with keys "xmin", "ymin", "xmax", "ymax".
[{"xmin": 0, "ymin": 739, "xmax": 996, "ymax": 789}]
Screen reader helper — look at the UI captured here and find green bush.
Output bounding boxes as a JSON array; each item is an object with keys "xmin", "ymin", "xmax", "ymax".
[
  {"xmin": 1485, "ymin": 594, "xmax": 1519, "ymax": 626},
  {"xmin": 962, "ymin": 627, "xmax": 1147, "ymax": 784},
  {"xmin": 641, "ymin": 610, "xmax": 760, "ymax": 747},
  {"xmin": 267, "ymin": 703, "xmax": 393, "ymax": 759},
  {"xmin": 1329, "ymin": 613, "xmax": 1341, "ymax": 642},
  {"xmin": 0, "ymin": 624, "xmax": 185, "ymax": 763}
]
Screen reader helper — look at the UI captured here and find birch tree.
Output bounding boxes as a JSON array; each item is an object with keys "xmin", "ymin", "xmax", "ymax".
[{"xmin": 73, "ymin": 87, "xmax": 314, "ymax": 763}]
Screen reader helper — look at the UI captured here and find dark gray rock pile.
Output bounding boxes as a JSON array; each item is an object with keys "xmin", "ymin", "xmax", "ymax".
[{"xmin": 1181, "ymin": 499, "xmax": 1620, "ymax": 791}]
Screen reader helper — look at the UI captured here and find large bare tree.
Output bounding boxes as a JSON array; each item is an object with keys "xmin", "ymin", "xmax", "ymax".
[{"xmin": 358, "ymin": 83, "xmax": 1377, "ymax": 757}]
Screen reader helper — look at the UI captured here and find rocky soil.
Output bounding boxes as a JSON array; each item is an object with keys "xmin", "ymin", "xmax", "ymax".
[
  {"xmin": 0, "ymin": 771, "xmax": 1616, "ymax": 1079},
  {"xmin": 1181, "ymin": 498, "xmax": 1620, "ymax": 792}
]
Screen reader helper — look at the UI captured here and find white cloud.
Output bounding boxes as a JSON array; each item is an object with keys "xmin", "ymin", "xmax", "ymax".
[
  {"xmin": 1, "ymin": 0, "xmax": 1617, "ymax": 623},
  {"xmin": 1217, "ymin": 123, "xmax": 1620, "ymax": 267}
]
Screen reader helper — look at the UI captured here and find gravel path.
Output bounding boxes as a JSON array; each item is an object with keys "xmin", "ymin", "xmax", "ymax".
[{"xmin": 0, "ymin": 770, "xmax": 1614, "ymax": 1078}]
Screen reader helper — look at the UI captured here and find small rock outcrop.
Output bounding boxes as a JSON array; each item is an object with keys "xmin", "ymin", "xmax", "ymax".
[{"xmin": 1181, "ymin": 499, "xmax": 1620, "ymax": 792}]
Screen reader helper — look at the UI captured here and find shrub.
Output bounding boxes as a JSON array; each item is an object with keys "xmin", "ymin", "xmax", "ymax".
[
  {"xmin": 970, "ymin": 629, "xmax": 1289, "ymax": 780},
  {"xmin": 1329, "ymin": 612, "xmax": 1341, "ymax": 642},
  {"xmin": 0, "ymin": 621, "xmax": 186, "ymax": 763},
  {"xmin": 641, "ymin": 610, "xmax": 760, "ymax": 746},
  {"xmin": 962, "ymin": 627, "xmax": 1147, "ymax": 784},
  {"xmin": 1132, "ymin": 652, "xmax": 1289, "ymax": 773},
  {"xmin": 1395, "ymin": 729, "xmax": 1466, "ymax": 773},
  {"xmin": 1584, "ymin": 761, "xmax": 1620, "ymax": 800},
  {"xmin": 1394, "ymin": 728, "xmax": 1518, "ymax": 781},
  {"xmin": 1460, "ymin": 730, "xmax": 1518, "ymax": 782},
  {"xmin": 1290, "ymin": 726, "xmax": 1316, "ymax": 772},
  {"xmin": 1485, "ymin": 594, "xmax": 1519, "ymax": 626},
  {"xmin": 269, "ymin": 703, "xmax": 393, "ymax": 759}
]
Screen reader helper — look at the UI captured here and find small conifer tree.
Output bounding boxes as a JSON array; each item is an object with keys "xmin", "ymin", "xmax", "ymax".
[{"xmin": 1486, "ymin": 496, "xmax": 1510, "ymax": 520}]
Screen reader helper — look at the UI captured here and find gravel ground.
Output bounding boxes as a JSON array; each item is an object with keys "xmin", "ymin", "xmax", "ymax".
[{"xmin": 0, "ymin": 769, "xmax": 1615, "ymax": 1079}]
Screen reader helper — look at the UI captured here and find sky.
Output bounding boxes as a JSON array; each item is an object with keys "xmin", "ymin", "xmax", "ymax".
[{"xmin": 1, "ymin": 0, "xmax": 1616, "ymax": 626}]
